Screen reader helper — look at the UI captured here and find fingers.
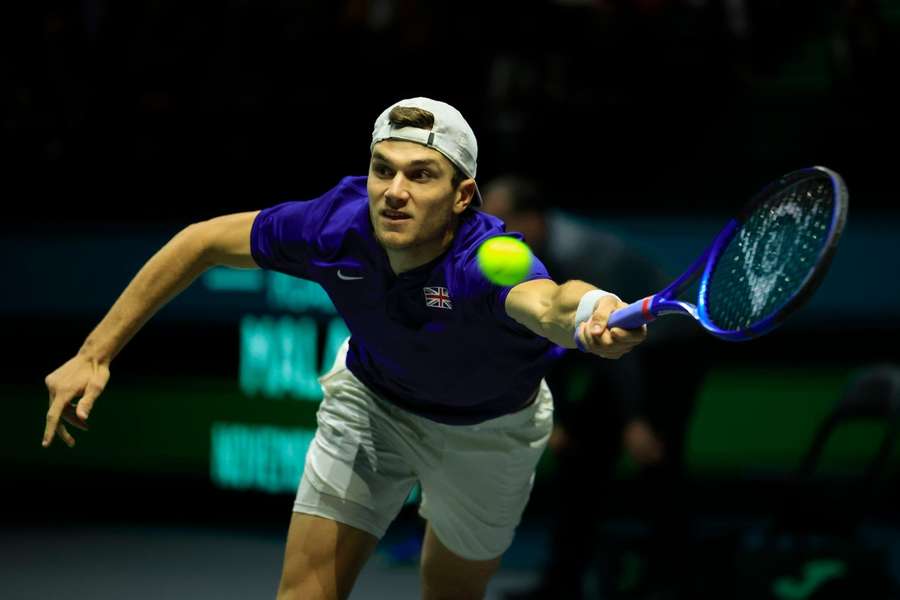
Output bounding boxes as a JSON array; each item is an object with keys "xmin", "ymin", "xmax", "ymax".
[
  {"xmin": 577, "ymin": 322, "xmax": 626, "ymax": 358},
  {"xmin": 578, "ymin": 295, "xmax": 647, "ymax": 358},
  {"xmin": 582, "ymin": 323, "xmax": 636, "ymax": 356},
  {"xmin": 62, "ymin": 403, "xmax": 90, "ymax": 431},
  {"xmin": 76, "ymin": 375, "xmax": 107, "ymax": 421},
  {"xmin": 44, "ymin": 399, "xmax": 89, "ymax": 447},
  {"xmin": 43, "ymin": 360, "xmax": 107, "ymax": 447},
  {"xmin": 43, "ymin": 389, "xmax": 71, "ymax": 447},
  {"xmin": 610, "ymin": 324, "xmax": 647, "ymax": 346},
  {"xmin": 607, "ymin": 299, "xmax": 647, "ymax": 339},
  {"xmin": 57, "ymin": 422, "xmax": 76, "ymax": 448}
]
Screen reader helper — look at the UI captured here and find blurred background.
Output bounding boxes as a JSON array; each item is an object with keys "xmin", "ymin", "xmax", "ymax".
[{"xmin": 2, "ymin": 1, "xmax": 900, "ymax": 598}]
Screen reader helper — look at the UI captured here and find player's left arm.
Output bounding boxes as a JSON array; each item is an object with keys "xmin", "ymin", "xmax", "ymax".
[{"xmin": 505, "ymin": 279, "xmax": 646, "ymax": 358}]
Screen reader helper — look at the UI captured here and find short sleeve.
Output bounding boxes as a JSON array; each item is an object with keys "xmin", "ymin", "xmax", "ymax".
[
  {"xmin": 250, "ymin": 176, "xmax": 367, "ymax": 278},
  {"xmin": 494, "ymin": 252, "xmax": 553, "ymax": 316},
  {"xmin": 460, "ymin": 232, "xmax": 553, "ymax": 323}
]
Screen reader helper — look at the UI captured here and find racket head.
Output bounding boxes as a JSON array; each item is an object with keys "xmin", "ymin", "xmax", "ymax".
[{"xmin": 696, "ymin": 166, "xmax": 848, "ymax": 341}]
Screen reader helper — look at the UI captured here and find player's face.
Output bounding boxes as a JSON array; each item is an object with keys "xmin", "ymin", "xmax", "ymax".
[{"xmin": 367, "ymin": 140, "xmax": 470, "ymax": 268}]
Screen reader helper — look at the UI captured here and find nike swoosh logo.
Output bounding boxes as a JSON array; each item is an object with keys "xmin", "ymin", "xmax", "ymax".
[{"xmin": 337, "ymin": 270, "xmax": 364, "ymax": 281}]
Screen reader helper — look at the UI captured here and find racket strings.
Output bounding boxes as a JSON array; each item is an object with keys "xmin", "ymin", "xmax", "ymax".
[{"xmin": 705, "ymin": 175, "xmax": 836, "ymax": 331}]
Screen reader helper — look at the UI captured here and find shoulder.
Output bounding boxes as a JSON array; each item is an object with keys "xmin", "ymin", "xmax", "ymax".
[
  {"xmin": 447, "ymin": 210, "xmax": 551, "ymax": 303},
  {"xmin": 311, "ymin": 176, "xmax": 371, "ymax": 249},
  {"xmin": 259, "ymin": 176, "xmax": 367, "ymax": 227},
  {"xmin": 306, "ymin": 175, "xmax": 369, "ymax": 216},
  {"xmin": 451, "ymin": 209, "xmax": 509, "ymax": 263},
  {"xmin": 331, "ymin": 175, "xmax": 368, "ymax": 199},
  {"xmin": 253, "ymin": 175, "xmax": 371, "ymax": 255}
]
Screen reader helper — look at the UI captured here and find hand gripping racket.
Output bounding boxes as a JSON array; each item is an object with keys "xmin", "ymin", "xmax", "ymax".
[{"xmin": 608, "ymin": 166, "xmax": 848, "ymax": 341}]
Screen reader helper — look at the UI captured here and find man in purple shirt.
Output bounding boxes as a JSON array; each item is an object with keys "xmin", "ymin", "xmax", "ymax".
[{"xmin": 43, "ymin": 97, "xmax": 645, "ymax": 600}]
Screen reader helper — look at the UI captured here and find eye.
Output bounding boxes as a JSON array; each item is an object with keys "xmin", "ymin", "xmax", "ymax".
[
  {"xmin": 372, "ymin": 163, "xmax": 393, "ymax": 178},
  {"xmin": 413, "ymin": 169, "xmax": 433, "ymax": 181}
]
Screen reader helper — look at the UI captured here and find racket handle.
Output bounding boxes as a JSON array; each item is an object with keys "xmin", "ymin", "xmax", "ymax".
[{"xmin": 607, "ymin": 296, "xmax": 654, "ymax": 330}]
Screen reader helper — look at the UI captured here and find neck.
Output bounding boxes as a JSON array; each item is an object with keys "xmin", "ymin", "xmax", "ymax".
[{"xmin": 386, "ymin": 224, "xmax": 456, "ymax": 275}]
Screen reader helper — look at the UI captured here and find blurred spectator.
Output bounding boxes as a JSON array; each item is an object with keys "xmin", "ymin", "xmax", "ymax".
[
  {"xmin": 479, "ymin": 1, "xmax": 742, "ymax": 217},
  {"xmin": 483, "ymin": 175, "xmax": 707, "ymax": 599}
]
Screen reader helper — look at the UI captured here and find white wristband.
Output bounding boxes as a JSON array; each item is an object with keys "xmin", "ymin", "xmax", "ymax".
[{"xmin": 573, "ymin": 289, "xmax": 619, "ymax": 351}]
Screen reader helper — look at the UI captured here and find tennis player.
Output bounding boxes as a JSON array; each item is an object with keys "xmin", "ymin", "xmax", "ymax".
[{"xmin": 42, "ymin": 97, "xmax": 646, "ymax": 600}]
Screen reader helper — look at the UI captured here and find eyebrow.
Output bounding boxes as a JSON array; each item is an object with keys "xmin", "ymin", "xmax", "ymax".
[{"xmin": 371, "ymin": 151, "xmax": 442, "ymax": 169}]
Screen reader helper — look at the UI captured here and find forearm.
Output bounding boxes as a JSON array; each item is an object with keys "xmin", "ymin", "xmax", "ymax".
[
  {"xmin": 79, "ymin": 224, "xmax": 214, "ymax": 363},
  {"xmin": 535, "ymin": 280, "xmax": 601, "ymax": 348}
]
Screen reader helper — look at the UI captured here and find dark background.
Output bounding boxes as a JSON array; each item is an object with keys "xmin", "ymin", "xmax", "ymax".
[
  {"xmin": 3, "ymin": 1, "xmax": 900, "ymax": 598},
  {"xmin": 3, "ymin": 0, "xmax": 899, "ymax": 225}
]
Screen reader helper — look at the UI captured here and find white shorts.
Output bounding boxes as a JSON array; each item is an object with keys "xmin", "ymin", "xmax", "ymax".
[{"xmin": 294, "ymin": 340, "xmax": 553, "ymax": 561}]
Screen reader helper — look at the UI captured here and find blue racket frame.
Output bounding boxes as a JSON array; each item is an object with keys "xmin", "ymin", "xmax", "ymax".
[{"xmin": 607, "ymin": 166, "xmax": 848, "ymax": 341}]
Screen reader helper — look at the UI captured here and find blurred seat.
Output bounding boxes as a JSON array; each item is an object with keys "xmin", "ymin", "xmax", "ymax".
[{"xmin": 735, "ymin": 364, "xmax": 900, "ymax": 600}]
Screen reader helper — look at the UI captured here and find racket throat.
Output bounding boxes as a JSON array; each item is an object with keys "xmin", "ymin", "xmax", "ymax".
[{"xmin": 654, "ymin": 299, "xmax": 699, "ymax": 320}]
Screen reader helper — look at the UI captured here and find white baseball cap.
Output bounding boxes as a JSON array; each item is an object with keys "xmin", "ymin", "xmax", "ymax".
[{"xmin": 371, "ymin": 97, "xmax": 482, "ymax": 207}]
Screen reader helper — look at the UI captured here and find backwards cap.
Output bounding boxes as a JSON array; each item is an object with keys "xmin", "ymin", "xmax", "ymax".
[{"xmin": 371, "ymin": 97, "xmax": 482, "ymax": 207}]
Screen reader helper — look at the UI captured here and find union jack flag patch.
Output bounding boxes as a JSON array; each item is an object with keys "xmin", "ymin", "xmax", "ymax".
[{"xmin": 424, "ymin": 286, "xmax": 452, "ymax": 310}]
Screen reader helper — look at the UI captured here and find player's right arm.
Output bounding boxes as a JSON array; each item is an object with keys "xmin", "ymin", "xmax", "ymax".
[
  {"xmin": 505, "ymin": 278, "xmax": 646, "ymax": 357},
  {"xmin": 42, "ymin": 211, "xmax": 261, "ymax": 448}
]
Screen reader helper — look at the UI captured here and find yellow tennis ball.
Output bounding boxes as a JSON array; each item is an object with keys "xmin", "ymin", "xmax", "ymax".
[{"xmin": 476, "ymin": 236, "xmax": 533, "ymax": 286}]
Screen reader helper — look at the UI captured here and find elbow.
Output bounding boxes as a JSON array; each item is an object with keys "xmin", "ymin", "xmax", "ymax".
[
  {"xmin": 186, "ymin": 212, "xmax": 259, "ymax": 269},
  {"xmin": 177, "ymin": 221, "xmax": 217, "ymax": 268}
]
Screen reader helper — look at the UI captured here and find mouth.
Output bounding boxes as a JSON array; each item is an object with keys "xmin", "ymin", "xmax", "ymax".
[{"xmin": 381, "ymin": 209, "xmax": 412, "ymax": 221}]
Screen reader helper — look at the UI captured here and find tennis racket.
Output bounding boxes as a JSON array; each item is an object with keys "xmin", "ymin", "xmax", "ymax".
[{"xmin": 608, "ymin": 166, "xmax": 848, "ymax": 341}]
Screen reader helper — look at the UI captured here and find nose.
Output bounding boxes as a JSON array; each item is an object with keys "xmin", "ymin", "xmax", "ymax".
[{"xmin": 385, "ymin": 173, "xmax": 410, "ymax": 208}]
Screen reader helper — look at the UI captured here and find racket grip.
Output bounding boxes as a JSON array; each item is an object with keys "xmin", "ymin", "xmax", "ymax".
[{"xmin": 607, "ymin": 297, "xmax": 654, "ymax": 330}]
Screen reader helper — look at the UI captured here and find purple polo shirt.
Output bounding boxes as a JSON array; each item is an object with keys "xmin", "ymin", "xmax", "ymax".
[{"xmin": 250, "ymin": 175, "xmax": 561, "ymax": 424}]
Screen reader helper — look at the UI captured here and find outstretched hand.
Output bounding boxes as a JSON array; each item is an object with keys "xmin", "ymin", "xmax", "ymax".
[
  {"xmin": 43, "ymin": 353, "xmax": 110, "ymax": 447},
  {"xmin": 575, "ymin": 294, "xmax": 647, "ymax": 359}
]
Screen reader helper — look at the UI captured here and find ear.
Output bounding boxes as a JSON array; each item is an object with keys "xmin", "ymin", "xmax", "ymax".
[{"xmin": 452, "ymin": 178, "xmax": 477, "ymax": 215}]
